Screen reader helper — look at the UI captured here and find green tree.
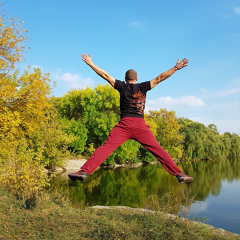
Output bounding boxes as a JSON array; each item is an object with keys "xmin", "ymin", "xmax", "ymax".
[
  {"xmin": 229, "ymin": 133, "xmax": 240, "ymax": 158},
  {"xmin": 65, "ymin": 119, "xmax": 88, "ymax": 154},
  {"xmin": 204, "ymin": 124, "xmax": 223, "ymax": 159},
  {"xmin": 179, "ymin": 118, "xmax": 207, "ymax": 160},
  {"xmin": 56, "ymin": 84, "xmax": 121, "ymax": 163},
  {"xmin": 148, "ymin": 109, "xmax": 183, "ymax": 160},
  {"xmin": 221, "ymin": 132, "xmax": 232, "ymax": 157}
]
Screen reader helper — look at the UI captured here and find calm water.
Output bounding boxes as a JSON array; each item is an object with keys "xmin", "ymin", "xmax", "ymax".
[{"xmin": 51, "ymin": 158, "xmax": 240, "ymax": 235}]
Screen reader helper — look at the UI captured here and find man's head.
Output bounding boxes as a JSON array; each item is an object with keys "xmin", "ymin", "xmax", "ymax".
[{"xmin": 125, "ymin": 69, "xmax": 138, "ymax": 83}]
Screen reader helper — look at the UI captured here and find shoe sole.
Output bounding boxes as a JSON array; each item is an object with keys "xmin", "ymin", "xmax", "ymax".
[{"xmin": 68, "ymin": 173, "xmax": 87, "ymax": 182}]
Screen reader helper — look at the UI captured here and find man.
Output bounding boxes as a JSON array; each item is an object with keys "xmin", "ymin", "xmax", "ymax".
[{"xmin": 68, "ymin": 53, "xmax": 193, "ymax": 183}]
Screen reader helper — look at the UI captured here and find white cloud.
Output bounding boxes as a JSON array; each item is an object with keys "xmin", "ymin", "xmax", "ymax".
[
  {"xmin": 201, "ymin": 87, "xmax": 240, "ymax": 99},
  {"xmin": 148, "ymin": 95, "xmax": 205, "ymax": 107},
  {"xmin": 215, "ymin": 88, "xmax": 240, "ymax": 97},
  {"xmin": 54, "ymin": 71, "xmax": 94, "ymax": 90},
  {"xmin": 58, "ymin": 73, "xmax": 81, "ymax": 88},
  {"xmin": 234, "ymin": 7, "xmax": 240, "ymax": 14}
]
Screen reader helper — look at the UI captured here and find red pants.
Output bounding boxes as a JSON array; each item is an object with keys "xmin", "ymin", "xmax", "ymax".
[{"xmin": 81, "ymin": 117, "xmax": 181, "ymax": 176}]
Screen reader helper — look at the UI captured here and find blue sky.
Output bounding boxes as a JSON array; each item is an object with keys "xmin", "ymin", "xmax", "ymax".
[{"xmin": 4, "ymin": 0, "xmax": 240, "ymax": 135}]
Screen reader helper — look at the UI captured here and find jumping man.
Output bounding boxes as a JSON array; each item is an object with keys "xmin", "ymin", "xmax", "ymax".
[{"xmin": 68, "ymin": 54, "xmax": 194, "ymax": 184}]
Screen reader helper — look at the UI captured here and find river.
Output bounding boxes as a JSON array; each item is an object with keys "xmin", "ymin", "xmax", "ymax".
[{"xmin": 50, "ymin": 158, "xmax": 240, "ymax": 235}]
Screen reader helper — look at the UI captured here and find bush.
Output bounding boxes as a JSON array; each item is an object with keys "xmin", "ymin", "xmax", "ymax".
[{"xmin": 0, "ymin": 139, "xmax": 49, "ymax": 203}]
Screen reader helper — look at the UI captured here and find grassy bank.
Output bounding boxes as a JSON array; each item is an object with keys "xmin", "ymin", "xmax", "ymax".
[{"xmin": 0, "ymin": 188, "xmax": 239, "ymax": 240}]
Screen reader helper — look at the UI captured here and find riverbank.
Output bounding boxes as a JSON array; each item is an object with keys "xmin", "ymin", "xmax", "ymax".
[
  {"xmin": 54, "ymin": 158, "xmax": 157, "ymax": 173},
  {"xmin": 0, "ymin": 187, "xmax": 239, "ymax": 240}
]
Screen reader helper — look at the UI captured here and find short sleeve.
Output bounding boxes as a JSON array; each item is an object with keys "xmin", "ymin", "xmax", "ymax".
[
  {"xmin": 114, "ymin": 79, "xmax": 125, "ymax": 92},
  {"xmin": 140, "ymin": 81, "xmax": 151, "ymax": 93}
]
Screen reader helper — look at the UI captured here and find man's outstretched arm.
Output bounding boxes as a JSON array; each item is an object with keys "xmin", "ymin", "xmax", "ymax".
[
  {"xmin": 82, "ymin": 53, "xmax": 115, "ymax": 87},
  {"xmin": 150, "ymin": 58, "xmax": 188, "ymax": 89}
]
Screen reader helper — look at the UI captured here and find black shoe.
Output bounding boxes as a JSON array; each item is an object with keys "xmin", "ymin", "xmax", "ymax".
[
  {"xmin": 176, "ymin": 173, "xmax": 194, "ymax": 183},
  {"xmin": 68, "ymin": 170, "xmax": 88, "ymax": 181}
]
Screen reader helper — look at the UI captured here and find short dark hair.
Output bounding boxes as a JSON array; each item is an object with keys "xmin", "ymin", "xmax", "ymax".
[{"xmin": 125, "ymin": 69, "xmax": 137, "ymax": 80}]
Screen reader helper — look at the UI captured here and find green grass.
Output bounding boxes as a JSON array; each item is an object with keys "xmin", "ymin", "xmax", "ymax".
[{"xmin": 0, "ymin": 188, "xmax": 239, "ymax": 240}]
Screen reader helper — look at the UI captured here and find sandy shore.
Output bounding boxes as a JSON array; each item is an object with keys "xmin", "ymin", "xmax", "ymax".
[
  {"xmin": 50, "ymin": 159, "xmax": 87, "ymax": 173},
  {"xmin": 64, "ymin": 159, "xmax": 87, "ymax": 170},
  {"xmin": 56, "ymin": 159, "xmax": 152, "ymax": 173}
]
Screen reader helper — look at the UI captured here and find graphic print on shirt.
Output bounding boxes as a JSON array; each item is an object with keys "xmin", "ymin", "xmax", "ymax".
[{"xmin": 130, "ymin": 90, "xmax": 146, "ymax": 115}]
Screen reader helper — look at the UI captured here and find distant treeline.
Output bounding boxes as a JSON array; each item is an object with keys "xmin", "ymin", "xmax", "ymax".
[{"xmin": 53, "ymin": 84, "xmax": 240, "ymax": 165}]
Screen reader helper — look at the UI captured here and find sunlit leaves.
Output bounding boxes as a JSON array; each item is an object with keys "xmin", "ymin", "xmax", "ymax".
[
  {"xmin": 0, "ymin": 67, "xmax": 53, "ymax": 199},
  {"xmin": 0, "ymin": 11, "xmax": 27, "ymax": 74},
  {"xmin": 0, "ymin": 7, "xmax": 57, "ymax": 200},
  {"xmin": 0, "ymin": 139, "xmax": 49, "ymax": 200},
  {"xmin": 0, "ymin": 68, "xmax": 52, "ymax": 140},
  {"xmin": 57, "ymin": 84, "xmax": 120, "ymax": 156},
  {"xmin": 147, "ymin": 109, "xmax": 184, "ymax": 160}
]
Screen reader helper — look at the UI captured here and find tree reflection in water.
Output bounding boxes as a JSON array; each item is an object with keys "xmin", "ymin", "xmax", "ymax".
[{"xmin": 50, "ymin": 158, "xmax": 240, "ymax": 211}]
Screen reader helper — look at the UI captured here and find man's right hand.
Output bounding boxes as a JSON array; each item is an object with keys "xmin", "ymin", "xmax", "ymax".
[
  {"xmin": 82, "ymin": 53, "xmax": 93, "ymax": 66},
  {"xmin": 81, "ymin": 53, "xmax": 115, "ymax": 87}
]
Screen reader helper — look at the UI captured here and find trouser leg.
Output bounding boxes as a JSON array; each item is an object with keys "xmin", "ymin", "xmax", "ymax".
[
  {"xmin": 81, "ymin": 120, "xmax": 131, "ymax": 175},
  {"xmin": 81, "ymin": 117, "xmax": 181, "ymax": 176},
  {"xmin": 133, "ymin": 119, "xmax": 181, "ymax": 176}
]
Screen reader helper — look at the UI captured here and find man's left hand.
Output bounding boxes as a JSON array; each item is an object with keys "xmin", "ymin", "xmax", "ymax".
[{"xmin": 175, "ymin": 58, "xmax": 188, "ymax": 70}]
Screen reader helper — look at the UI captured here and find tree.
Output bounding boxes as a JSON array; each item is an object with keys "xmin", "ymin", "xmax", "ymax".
[
  {"xmin": 178, "ymin": 118, "xmax": 207, "ymax": 160},
  {"xmin": 204, "ymin": 124, "xmax": 223, "ymax": 159},
  {"xmin": 0, "ymin": 67, "xmax": 54, "ymax": 200},
  {"xmin": 179, "ymin": 119, "xmax": 230, "ymax": 160},
  {"xmin": 229, "ymin": 133, "xmax": 240, "ymax": 158},
  {"xmin": 57, "ymin": 84, "xmax": 121, "ymax": 162},
  {"xmin": 148, "ymin": 109, "xmax": 183, "ymax": 160},
  {"xmin": 0, "ymin": 8, "xmax": 59, "ymax": 202},
  {"xmin": 28, "ymin": 110, "xmax": 76, "ymax": 171},
  {"xmin": 0, "ymin": 68, "xmax": 52, "ymax": 140},
  {"xmin": 221, "ymin": 132, "xmax": 232, "ymax": 157},
  {"xmin": 0, "ymin": 7, "xmax": 28, "ymax": 74}
]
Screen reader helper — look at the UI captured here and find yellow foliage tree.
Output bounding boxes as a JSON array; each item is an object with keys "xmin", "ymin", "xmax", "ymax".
[
  {"xmin": 0, "ymin": 69, "xmax": 52, "ymax": 140},
  {"xmin": 0, "ymin": 7, "xmax": 27, "ymax": 74},
  {"xmin": 0, "ymin": 7, "xmax": 54, "ymax": 203},
  {"xmin": 0, "ymin": 68, "xmax": 53, "ymax": 201}
]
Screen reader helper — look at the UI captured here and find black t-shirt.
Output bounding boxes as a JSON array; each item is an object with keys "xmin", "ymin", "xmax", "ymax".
[{"xmin": 114, "ymin": 80, "xmax": 151, "ymax": 119}]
